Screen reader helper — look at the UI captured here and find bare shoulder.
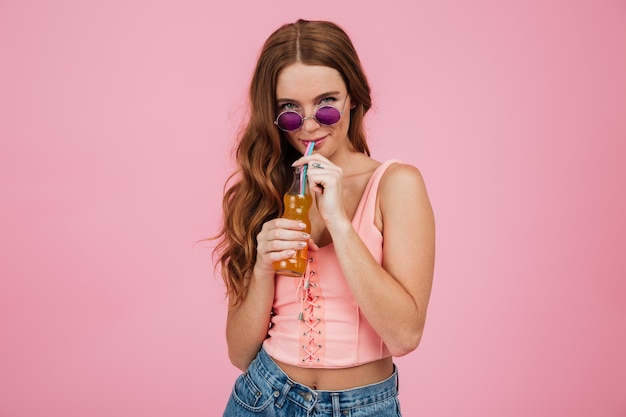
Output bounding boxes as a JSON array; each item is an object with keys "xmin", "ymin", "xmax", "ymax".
[
  {"xmin": 375, "ymin": 161, "xmax": 433, "ymax": 228},
  {"xmin": 378, "ymin": 162, "xmax": 428, "ymax": 199}
]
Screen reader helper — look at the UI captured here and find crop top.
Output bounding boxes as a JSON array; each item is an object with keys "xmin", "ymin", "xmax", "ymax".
[{"xmin": 262, "ymin": 160, "xmax": 400, "ymax": 368}]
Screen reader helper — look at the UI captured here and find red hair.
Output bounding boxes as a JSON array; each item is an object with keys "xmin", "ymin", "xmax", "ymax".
[{"xmin": 213, "ymin": 19, "xmax": 372, "ymax": 304}]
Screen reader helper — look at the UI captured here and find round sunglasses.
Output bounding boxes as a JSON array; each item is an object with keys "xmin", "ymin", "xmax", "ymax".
[{"xmin": 274, "ymin": 99, "xmax": 347, "ymax": 132}]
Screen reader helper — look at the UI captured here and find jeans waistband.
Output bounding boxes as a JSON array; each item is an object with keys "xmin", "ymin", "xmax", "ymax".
[{"xmin": 249, "ymin": 347, "xmax": 399, "ymax": 413}]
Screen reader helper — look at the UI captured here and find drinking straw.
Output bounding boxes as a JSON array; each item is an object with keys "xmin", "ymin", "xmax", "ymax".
[{"xmin": 300, "ymin": 141, "xmax": 315, "ymax": 195}]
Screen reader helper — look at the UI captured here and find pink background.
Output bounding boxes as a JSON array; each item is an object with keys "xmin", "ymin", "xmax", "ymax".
[{"xmin": 1, "ymin": 0, "xmax": 625, "ymax": 416}]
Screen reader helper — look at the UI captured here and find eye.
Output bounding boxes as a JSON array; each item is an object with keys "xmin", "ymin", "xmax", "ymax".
[
  {"xmin": 278, "ymin": 102, "xmax": 300, "ymax": 111},
  {"xmin": 319, "ymin": 96, "xmax": 338, "ymax": 105}
]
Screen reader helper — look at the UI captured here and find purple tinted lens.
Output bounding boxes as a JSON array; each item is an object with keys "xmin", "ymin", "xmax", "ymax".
[
  {"xmin": 315, "ymin": 106, "xmax": 341, "ymax": 125},
  {"xmin": 277, "ymin": 111, "xmax": 303, "ymax": 131}
]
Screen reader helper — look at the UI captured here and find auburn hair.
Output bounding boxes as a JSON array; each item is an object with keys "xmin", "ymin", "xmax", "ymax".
[{"xmin": 213, "ymin": 19, "xmax": 372, "ymax": 305}]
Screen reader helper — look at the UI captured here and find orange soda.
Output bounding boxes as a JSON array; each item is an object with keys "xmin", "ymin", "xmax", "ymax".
[{"xmin": 273, "ymin": 167, "xmax": 312, "ymax": 277}]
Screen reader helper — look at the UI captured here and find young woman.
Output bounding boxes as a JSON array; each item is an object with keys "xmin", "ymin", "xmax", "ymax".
[{"xmin": 214, "ymin": 19, "xmax": 435, "ymax": 417}]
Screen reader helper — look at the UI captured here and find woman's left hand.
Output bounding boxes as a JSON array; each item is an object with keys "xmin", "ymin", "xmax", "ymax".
[{"xmin": 292, "ymin": 155, "xmax": 347, "ymax": 227}]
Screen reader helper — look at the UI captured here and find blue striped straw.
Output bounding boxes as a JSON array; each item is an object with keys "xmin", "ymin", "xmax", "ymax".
[{"xmin": 300, "ymin": 142, "xmax": 315, "ymax": 195}]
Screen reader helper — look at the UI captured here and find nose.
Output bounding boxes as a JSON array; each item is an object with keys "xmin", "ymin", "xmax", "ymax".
[{"xmin": 301, "ymin": 115, "xmax": 320, "ymax": 132}]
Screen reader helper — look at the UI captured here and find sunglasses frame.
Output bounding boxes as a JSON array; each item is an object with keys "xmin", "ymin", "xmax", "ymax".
[{"xmin": 274, "ymin": 98, "xmax": 348, "ymax": 132}]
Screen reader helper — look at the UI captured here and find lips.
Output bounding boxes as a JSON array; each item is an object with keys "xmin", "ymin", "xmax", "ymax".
[{"xmin": 302, "ymin": 137, "xmax": 325, "ymax": 148}]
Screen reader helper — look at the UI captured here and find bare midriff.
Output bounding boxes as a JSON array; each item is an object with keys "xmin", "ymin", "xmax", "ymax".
[{"xmin": 272, "ymin": 356, "xmax": 394, "ymax": 391}]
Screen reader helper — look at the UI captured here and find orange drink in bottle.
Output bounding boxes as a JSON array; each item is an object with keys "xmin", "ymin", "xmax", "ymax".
[{"xmin": 273, "ymin": 166, "xmax": 312, "ymax": 277}]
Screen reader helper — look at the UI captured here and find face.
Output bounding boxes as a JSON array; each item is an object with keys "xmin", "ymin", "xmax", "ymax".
[{"xmin": 275, "ymin": 63, "xmax": 352, "ymax": 158}]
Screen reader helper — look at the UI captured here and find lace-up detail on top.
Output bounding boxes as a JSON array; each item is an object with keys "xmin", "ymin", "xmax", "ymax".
[{"xmin": 297, "ymin": 256, "xmax": 326, "ymax": 364}]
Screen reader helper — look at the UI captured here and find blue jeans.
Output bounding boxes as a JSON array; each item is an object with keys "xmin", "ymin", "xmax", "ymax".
[{"xmin": 222, "ymin": 348, "xmax": 401, "ymax": 416}]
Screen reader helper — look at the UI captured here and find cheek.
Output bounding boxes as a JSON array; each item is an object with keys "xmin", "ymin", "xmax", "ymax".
[{"xmin": 337, "ymin": 115, "xmax": 351, "ymax": 136}]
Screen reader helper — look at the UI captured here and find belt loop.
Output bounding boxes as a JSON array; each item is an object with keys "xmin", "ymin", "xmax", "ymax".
[
  {"xmin": 396, "ymin": 366, "xmax": 400, "ymax": 393},
  {"xmin": 331, "ymin": 392, "xmax": 341, "ymax": 416},
  {"xmin": 275, "ymin": 379, "xmax": 293, "ymax": 409}
]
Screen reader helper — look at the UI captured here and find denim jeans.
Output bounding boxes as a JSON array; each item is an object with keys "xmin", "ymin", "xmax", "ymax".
[{"xmin": 222, "ymin": 348, "xmax": 401, "ymax": 416}]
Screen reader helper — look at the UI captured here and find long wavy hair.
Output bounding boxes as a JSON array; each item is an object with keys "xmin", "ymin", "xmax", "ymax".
[{"xmin": 214, "ymin": 19, "xmax": 373, "ymax": 305}]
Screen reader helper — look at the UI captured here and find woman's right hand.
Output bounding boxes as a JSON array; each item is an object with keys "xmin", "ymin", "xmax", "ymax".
[{"xmin": 253, "ymin": 218, "xmax": 313, "ymax": 276}]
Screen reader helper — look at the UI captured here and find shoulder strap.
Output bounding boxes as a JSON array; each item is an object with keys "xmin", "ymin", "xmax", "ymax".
[{"xmin": 353, "ymin": 160, "xmax": 402, "ymax": 231}]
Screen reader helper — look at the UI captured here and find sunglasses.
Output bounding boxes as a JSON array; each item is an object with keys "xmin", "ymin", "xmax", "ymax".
[{"xmin": 274, "ymin": 99, "xmax": 347, "ymax": 132}]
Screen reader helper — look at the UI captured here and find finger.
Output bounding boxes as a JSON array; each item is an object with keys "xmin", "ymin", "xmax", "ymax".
[
  {"xmin": 258, "ymin": 226, "xmax": 310, "ymax": 249},
  {"xmin": 272, "ymin": 218, "xmax": 308, "ymax": 230},
  {"xmin": 306, "ymin": 170, "xmax": 340, "ymax": 191},
  {"xmin": 270, "ymin": 249, "xmax": 297, "ymax": 262},
  {"xmin": 258, "ymin": 249, "xmax": 297, "ymax": 263},
  {"xmin": 307, "ymin": 239, "xmax": 320, "ymax": 252},
  {"xmin": 263, "ymin": 239, "xmax": 308, "ymax": 254},
  {"xmin": 292, "ymin": 155, "xmax": 334, "ymax": 169}
]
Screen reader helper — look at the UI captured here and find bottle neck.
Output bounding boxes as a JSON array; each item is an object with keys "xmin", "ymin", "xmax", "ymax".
[{"xmin": 288, "ymin": 166, "xmax": 307, "ymax": 196}]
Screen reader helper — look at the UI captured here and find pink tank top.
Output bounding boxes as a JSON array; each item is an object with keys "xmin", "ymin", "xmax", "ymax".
[{"xmin": 263, "ymin": 160, "xmax": 399, "ymax": 368}]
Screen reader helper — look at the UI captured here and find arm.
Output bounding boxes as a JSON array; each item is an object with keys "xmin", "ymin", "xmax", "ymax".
[
  {"xmin": 304, "ymin": 159, "xmax": 435, "ymax": 356},
  {"xmin": 225, "ymin": 267, "xmax": 274, "ymax": 371},
  {"xmin": 340, "ymin": 163, "xmax": 435, "ymax": 355},
  {"xmin": 225, "ymin": 218, "xmax": 312, "ymax": 371}
]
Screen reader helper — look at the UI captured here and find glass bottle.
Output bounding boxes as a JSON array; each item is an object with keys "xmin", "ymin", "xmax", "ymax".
[{"xmin": 272, "ymin": 166, "xmax": 312, "ymax": 277}]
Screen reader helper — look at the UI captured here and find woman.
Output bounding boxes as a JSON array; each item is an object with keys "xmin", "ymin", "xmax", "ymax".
[{"xmin": 214, "ymin": 19, "xmax": 435, "ymax": 416}]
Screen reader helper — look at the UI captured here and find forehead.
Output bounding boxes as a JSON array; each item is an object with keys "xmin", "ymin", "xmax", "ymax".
[{"xmin": 276, "ymin": 63, "xmax": 346, "ymax": 100}]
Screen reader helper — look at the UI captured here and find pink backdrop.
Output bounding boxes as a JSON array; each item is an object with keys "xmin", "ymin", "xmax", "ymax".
[{"xmin": 1, "ymin": 1, "xmax": 625, "ymax": 416}]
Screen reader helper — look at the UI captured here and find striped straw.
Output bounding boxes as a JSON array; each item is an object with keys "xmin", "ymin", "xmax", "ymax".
[{"xmin": 300, "ymin": 142, "xmax": 315, "ymax": 195}]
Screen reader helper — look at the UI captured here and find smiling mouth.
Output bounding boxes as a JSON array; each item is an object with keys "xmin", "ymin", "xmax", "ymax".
[{"xmin": 303, "ymin": 137, "xmax": 325, "ymax": 146}]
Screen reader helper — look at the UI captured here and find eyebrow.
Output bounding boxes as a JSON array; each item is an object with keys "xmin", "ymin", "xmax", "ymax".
[{"xmin": 276, "ymin": 91, "xmax": 343, "ymax": 104}]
